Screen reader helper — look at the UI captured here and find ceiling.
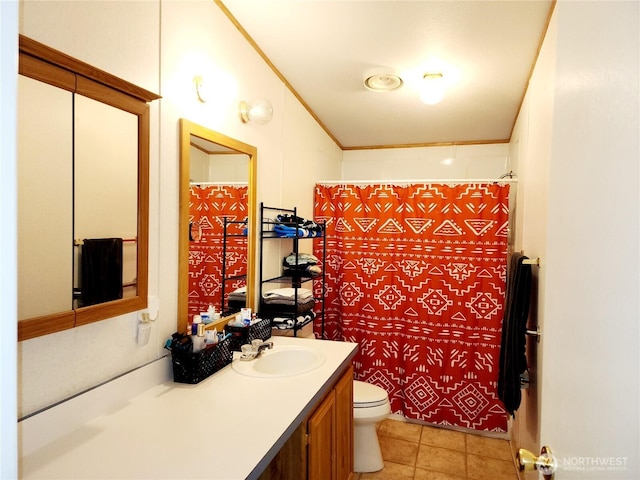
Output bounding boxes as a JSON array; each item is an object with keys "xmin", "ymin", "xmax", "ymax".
[{"xmin": 219, "ymin": 1, "xmax": 554, "ymax": 149}]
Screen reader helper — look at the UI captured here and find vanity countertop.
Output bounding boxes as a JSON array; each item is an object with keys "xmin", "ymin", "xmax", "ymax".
[{"xmin": 19, "ymin": 336, "xmax": 358, "ymax": 479}]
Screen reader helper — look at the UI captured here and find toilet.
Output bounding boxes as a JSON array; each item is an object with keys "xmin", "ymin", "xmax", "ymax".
[{"xmin": 353, "ymin": 380, "xmax": 391, "ymax": 473}]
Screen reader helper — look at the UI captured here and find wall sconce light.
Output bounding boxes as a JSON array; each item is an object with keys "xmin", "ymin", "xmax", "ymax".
[
  {"xmin": 239, "ymin": 98, "xmax": 273, "ymax": 125},
  {"xmin": 420, "ymin": 73, "xmax": 446, "ymax": 105},
  {"xmin": 194, "ymin": 75, "xmax": 208, "ymax": 103}
]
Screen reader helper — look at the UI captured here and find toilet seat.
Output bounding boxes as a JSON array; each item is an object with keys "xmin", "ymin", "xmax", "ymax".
[{"xmin": 353, "ymin": 380, "xmax": 389, "ymax": 408}]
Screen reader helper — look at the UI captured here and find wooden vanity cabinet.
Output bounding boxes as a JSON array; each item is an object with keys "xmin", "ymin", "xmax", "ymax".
[
  {"xmin": 308, "ymin": 387, "xmax": 335, "ymax": 479},
  {"xmin": 333, "ymin": 365, "xmax": 354, "ymax": 480},
  {"xmin": 259, "ymin": 365, "xmax": 354, "ymax": 480}
]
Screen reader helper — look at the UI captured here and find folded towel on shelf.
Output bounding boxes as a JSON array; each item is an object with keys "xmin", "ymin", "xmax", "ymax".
[
  {"xmin": 283, "ymin": 265, "xmax": 323, "ymax": 278},
  {"xmin": 263, "ymin": 287, "xmax": 313, "ymax": 303},
  {"xmin": 272, "ymin": 310, "xmax": 316, "ymax": 330},
  {"xmin": 261, "ymin": 298, "xmax": 315, "ymax": 315},
  {"xmin": 262, "ymin": 287, "xmax": 315, "ymax": 313},
  {"xmin": 273, "ymin": 224, "xmax": 322, "ymax": 238},
  {"xmin": 275, "ymin": 214, "xmax": 323, "ymax": 233},
  {"xmin": 228, "ymin": 286, "xmax": 246, "ymax": 309},
  {"xmin": 283, "ymin": 252, "xmax": 319, "ymax": 268},
  {"xmin": 228, "ymin": 286, "xmax": 246, "ymax": 301},
  {"xmin": 272, "ymin": 213, "xmax": 323, "ymax": 238}
]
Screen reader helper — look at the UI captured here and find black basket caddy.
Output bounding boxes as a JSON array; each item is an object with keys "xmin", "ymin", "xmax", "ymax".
[
  {"xmin": 225, "ymin": 317, "xmax": 272, "ymax": 351},
  {"xmin": 167, "ymin": 333, "xmax": 233, "ymax": 384}
]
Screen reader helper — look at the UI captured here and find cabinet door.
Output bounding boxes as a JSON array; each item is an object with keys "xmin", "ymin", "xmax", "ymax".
[
  {"xmin": 308, "ymin": 389, "xmax": 336, "ymax": 480},
  {"xmin": 335, "ymin": 366, "xmax": 354, "ymax": 480},
  {"xmin": 257, "ymin": 421, "xmax": 307, "ymax": 480},
  {"xmin": 74, "ymin": 94, "xmax": 139, "ymax": 304},
  {"xmin": 17, "ymin": 74, "xmax": 73, "ymax": 320}
]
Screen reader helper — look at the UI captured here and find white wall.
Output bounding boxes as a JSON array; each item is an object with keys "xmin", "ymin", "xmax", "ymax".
[
  {"xmin": 1, "ymin": 0, "xmax": 19, "ymax": 475},
  {"xmin": 507, "ymin": 4, "xmax": 557, "ymax": 466},
  {"xmin": 342, "ymin": 143, "xmax": 510, "ymax": 181},
  {"xmin": 513, "ymin": 2, "xmax": 639, "ymax": 479},
  {"xmin": 540, "ymin": 2, "xmax": 639, "ymax": 477},
  {"xmin": 16, "ymin": 0, "xmax": 341, "ymax": 418},
  {"xmin": 281, "ymin": 90, "xmax": 343, "ymax": 219},
  {"xmin": 17, "ymin": 0, "xmax": 163, "ymax": 418},
  {"xmin": 190, "ymin": 149, "xmax": 248, "ymax": 184},
  {"xmin": 158, "ymin": 0, "xmax": 342, "ymax": 346}
]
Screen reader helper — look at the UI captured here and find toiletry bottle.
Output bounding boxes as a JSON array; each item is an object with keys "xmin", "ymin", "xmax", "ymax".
[
  {"xmin": 191, "ymin": 315, "xmax": 204, "ymax": 352},
  {"xmin": 192, "ymin": 315, "xmax": 202, "ymax": 335},
  {"xmin": 205, "ymin": 328, "xmax": 218, "ymax": 347},
  {"xmin": 241, "ymin": 308, "xmax": 251, "ymax": 326}
]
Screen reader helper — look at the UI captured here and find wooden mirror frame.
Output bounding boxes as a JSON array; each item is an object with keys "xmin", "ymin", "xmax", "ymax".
[
  {"xmin": 178, "ymin": 119, "xmax": 257, "ymax": 334},
  {"xmin": 17, "ymin": 35, "xmax": 160, "ymax": 341}
]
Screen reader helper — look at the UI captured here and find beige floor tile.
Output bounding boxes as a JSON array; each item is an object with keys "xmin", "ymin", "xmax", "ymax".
[
  {"xmin": 416, "ymin": 445, "xmax": 466, "ymax": 478},
  {"xmin": 466, "ymin": 434, "xmax": 512, "ymax": 461},
  {"xmin": 421, "ymin": 426, "xmax": 466, "ymax": 452},
  {"xmin": 379, "ymin": 436, "xmax": 419, "ymax": 467},
  {"xmin": 360, "ymin": 461, "xmax": 415, "ymax": 480},
  {"xmin": 414, "ymin": 467, "xmax": 466, "ymax": 480},
  {"xmin": 467, "ymin": 453, "xmax": 518, "ymax": 480},
  {"xmin": 378, "ymin": 418, "xmax": 423, "ymax": 443}
]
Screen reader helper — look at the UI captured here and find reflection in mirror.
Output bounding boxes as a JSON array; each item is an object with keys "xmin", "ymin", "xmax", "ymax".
[
  {"xmin": 18, "ymin": 74, "xmax": 73, "ymax": 320},
  {"xmin": 179, "ymin": 119, "xmax": 256, "ymax": 335},
  {"xmin": 73, "ymin": 94, "xmax": 139, "ymax": 308},
  {"xmin": 188, "ymin": 142, "xmax": 248, "ymax": 318}
]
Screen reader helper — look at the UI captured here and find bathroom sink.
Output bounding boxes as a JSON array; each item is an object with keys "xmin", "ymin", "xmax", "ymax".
[{"xmin": 232, "ymin": 344, "xmax": 326, "ymax": 378}]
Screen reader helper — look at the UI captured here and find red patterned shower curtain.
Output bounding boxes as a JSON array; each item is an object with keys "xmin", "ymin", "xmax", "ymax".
[
  {"xmin": 314, "ymin": 183, "xmax": 510, "ymax": 432},
  {"xmin": 188, "ymin": 185, "xmax": 247, "ymax": 319}
]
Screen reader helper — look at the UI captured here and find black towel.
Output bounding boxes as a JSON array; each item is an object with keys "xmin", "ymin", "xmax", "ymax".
[
  {"xmin": 80, "ymin": 238, "xmax": 123, "ymax": 307},
  {"xmin": 498, "ymin": 252, "xmax": 532, "ymax": 417}
]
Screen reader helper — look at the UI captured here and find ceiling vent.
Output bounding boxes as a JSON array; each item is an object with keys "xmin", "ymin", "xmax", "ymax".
[{"xmin": 364, "ymin": 73, "xmax": 403, "ymax": 92}]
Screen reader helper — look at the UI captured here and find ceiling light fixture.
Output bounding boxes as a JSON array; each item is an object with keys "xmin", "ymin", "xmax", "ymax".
[
  {"xmin": 420, "ymin": 73, "xmax": 446, "ymax": 105},
  {"xmin": 239, "ymin": 98, "xmax": 273, "ymax": 125},
  {"xmin": 364, "ymin": 73, "xmax": 403, "ymax": 92}
]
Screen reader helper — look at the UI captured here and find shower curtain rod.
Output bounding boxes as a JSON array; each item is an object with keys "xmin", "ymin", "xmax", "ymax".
[
  {"xmin": 190, "ymin": 181, "xmax": 248, "ymax": 186},
  {"xmin": 317, "ymin": 178, "xmax": 518, "ymax": 186}
]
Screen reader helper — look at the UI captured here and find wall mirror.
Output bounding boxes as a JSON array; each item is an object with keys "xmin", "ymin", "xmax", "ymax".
[
  {"xmin": 17, "ymin": 35, "xmax": 159, "ymax": 341},
  {"xmin": 178, "ymin": 119, "xmax": 257, "ymax": 334}
]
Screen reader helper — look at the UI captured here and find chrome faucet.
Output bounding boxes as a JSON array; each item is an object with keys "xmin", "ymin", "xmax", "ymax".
[
  {"xmin": 239, "ymin": 339, "xmax": 274, "ymax": 361},
  {"xmin": 254, "ymin": 340, "xmax": 274, "ymax": 354}
]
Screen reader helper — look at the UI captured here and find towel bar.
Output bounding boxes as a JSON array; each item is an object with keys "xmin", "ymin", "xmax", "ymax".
[
  {"xmin": 74, "ymin": 237, "xmax": 137, "ymax": 246},
  {"xmin": 525, "ymin": 326, "xmax": 541, "ymax": 342}
]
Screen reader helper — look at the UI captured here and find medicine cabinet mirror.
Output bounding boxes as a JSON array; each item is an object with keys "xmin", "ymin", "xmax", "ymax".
[
  {"xmin": 17, "ymin": 35, "xmax": 159, "ymax": 341},
  {"xmin": 178, "ymin": 119, "xmax": 257, "ymax": 334}
]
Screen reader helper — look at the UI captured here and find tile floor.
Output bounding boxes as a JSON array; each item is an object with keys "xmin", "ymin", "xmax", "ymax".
[{"xmin": 354, "ymin": 418, "xmax": 519, "ymax": 480}]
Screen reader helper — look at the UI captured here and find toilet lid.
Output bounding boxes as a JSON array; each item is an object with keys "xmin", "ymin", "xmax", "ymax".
[{"xmin": 353, "ymin": 380, "xmax": 389, "ymax": 408}]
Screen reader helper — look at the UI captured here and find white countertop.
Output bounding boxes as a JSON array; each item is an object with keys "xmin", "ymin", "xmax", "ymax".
[{"xmin": 19, "ymin": 336, "xmax": 357, "ymax": 480}]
